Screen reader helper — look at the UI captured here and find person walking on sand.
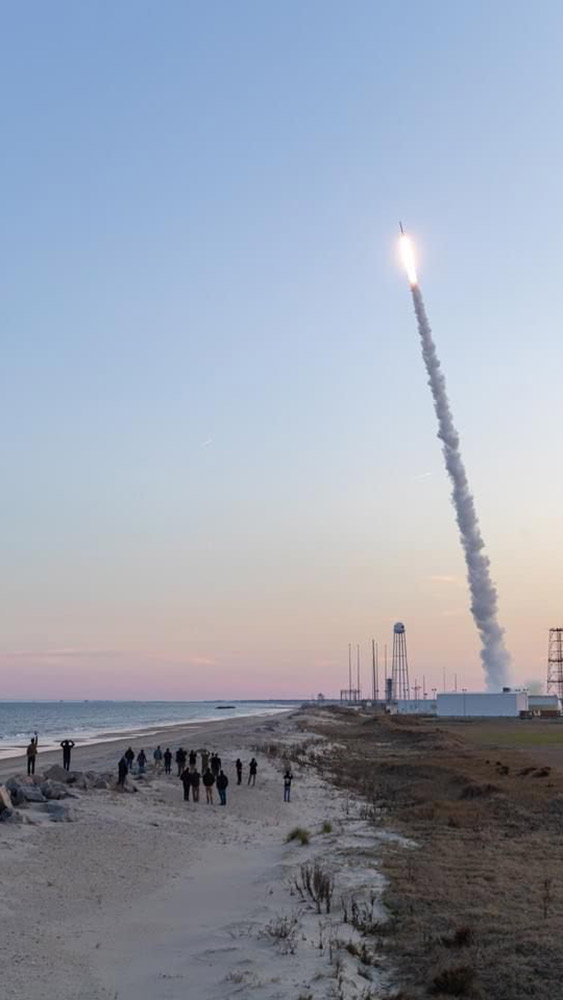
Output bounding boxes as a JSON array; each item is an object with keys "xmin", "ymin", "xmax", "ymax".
[
  {"xmin": 125, "ymin": 747, "xmax": 135, "ymax": 771},
  {"xmin": 191, "ymin": 768, "xmax": 201, "ymax": 802},
  {"xmin": 137, "ymin": 749, "xmax": 147, "ymax": 775},
  {"xmin": 118, "ymin": 755, "xmax": 128, "ymax": 788},
  {"xmin": 236, "ymin": 758, "xmax": 243, "ymax": 785},
  {"xmin": 216, "ymin": 769, "xmax": 229, "ymax": 806},
  {"xmin": 153, "ymin": 746, "xmax": 163, "ymax": 774},
  {"xmin": 60, "ymin": 738, "xmax": 75, "ymax": 771},
  {"xmin": 26, "ymin": 734, "xmax": 38, "ymax": 776},
  {"xmin": 210, "ymin": 753, "xmax": 220, "ymax": 777},
  {"xmin": 248, "ymin": 757, "xmax": 257, "ymax": 787},
  {"xmin": 283, "ymin": 768, "xmax": 293, "ymax": 802},
  {"xmin": 188, "ymin": 749, "xmax": 197, "ymax": 768},
  {"xmin": 181, "ymin": 767, "xmax": 192, "ymax": 802},
  {"xmin": 201, "ymin": 750, "xmax": 209, "ymax": 774},
  {"xmin": 203, "ymin": 768, "xmax": 215, "ymax": 804},
  {"xmin": 164, "ymin": 748, "xmax": 172, "ymax": 775}
]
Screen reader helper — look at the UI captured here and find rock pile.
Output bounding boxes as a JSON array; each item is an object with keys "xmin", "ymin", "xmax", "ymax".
[{"xmin": 0, "ymin": 765, "xmax": 133, "ymax": 825}]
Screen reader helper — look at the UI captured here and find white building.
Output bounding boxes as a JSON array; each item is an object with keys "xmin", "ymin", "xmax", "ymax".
[
  {"xmin": 437, "ymin": 691, "xmax": 528, "ymax": 718},
  {"xmin": 528, "ymin": 694, "xmax": 561, "ymax": 716}
]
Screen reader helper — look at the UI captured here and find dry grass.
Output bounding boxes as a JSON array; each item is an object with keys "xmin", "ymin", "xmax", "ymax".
[
  {"xmin": 300, "ymin": 707, "xmax": 563, "ymax": 999},
  {"xmin": 285, "ymin": 826, "xmax": 311, "ymax": 845}
]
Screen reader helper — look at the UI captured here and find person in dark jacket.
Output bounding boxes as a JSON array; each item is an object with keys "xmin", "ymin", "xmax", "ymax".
[
  {"xmin": 188, "ymin": 749, "xmax": 197, "ymax": 768},
  {"xmin": 216, "ymin": 770, "xmax": 229, "ymax": 806},
  {"xmin": 181, "ymin": 768, "xmax": 192, "ymax": 802},
  {"xmin": 176, "ymin": 747, "xmax": 187, "ymax": 777},
  {"xmin": 163, "ymin": 748, "xmax": 172, "ymax": 775},
  {"xmin": 190, "ymin": 768, "xmax": 201, "ymax": 802},
  {"xmin": 235, "ymin": 758, "xmax": 243, "ymax": 785},
  {"xmin": 248, "ymin": 758, "xmax": 258, "ymax": 786},
  {"xmin": 203, "ymin": 768, "xmax": 215, "ymax": 804},
  {"xmin": 118, "ymin": 756, "xmax": 128, "ymax": 788},
  {"xmin": 60, "ymin": 739, "xmax": 75, "ymax": 771},
  {"xmin": 283, "ymin": 769, "xmax": 293, "ymax": 802},
  {"xmin": 137, "ymin": 749, "xmax": 147, "ymax": 775},
  {"xmin": 26, "ymin": 735, "xmax": 38, "ymax": 776},
  {"xmin": 125, "ymin": 747, "xmax": 135, "ymax": 771},
  {"xmin": 210, "ymin": 753, "xmax": 220, "ymax": 776}
]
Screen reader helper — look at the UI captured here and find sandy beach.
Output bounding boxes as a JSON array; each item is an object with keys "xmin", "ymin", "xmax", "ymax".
[{"xmin": 0, "ymin": 709, "xmax": 396, "ymax": 1000}]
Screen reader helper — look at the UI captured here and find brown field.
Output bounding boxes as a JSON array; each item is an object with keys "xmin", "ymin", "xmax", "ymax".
[{"xmin": 299, "ymin": 709, "xmax": 563, "ymax": 999}]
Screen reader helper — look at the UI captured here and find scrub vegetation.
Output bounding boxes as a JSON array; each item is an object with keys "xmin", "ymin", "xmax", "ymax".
[{"xmin": 298, "ymin": 708, "xmax": 563, "ymax": 999}]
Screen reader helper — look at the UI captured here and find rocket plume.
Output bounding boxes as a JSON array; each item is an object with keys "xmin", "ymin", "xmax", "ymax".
[{"xmin": 400, "ymin": 232, "xmax": 511, "ymax": 690}]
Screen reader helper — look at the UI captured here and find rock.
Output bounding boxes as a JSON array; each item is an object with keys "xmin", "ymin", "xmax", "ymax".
[
  {"xmin": 66, "ymin": 771, "xmax": 87, "ymax": 789},
  {"xmin": 0, "ymin": 785, "xmax": 13, "ymax": 812},
  {"xmin": 47, "ymin": 802, "xmax": 75, "ymax": 823},
  {"xmin": 5, "ymin": 779, "xmax": 26, "ymax": 807},
  {"xmin": 0, "ymin": 807, "xmax": 23, "ymax": 824},
  {"xmin": 41, "ymin": 780, "xmax": 77, "ymax": 801},
  {"xmin": 43, "ymin": 764, "xmax": 71, "ymax": 784},
  {"xmin": 22, "ymin": 785, "xmax": 47, "ymax": 803}
]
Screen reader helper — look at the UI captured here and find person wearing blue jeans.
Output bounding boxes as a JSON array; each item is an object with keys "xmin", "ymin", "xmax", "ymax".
[{"xmin": 216, "ymin": 770, "xmax": 229, "ymax": 806}]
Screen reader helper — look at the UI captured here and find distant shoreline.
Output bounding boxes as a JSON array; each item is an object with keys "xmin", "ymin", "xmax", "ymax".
[{"xmin": 0, "ymin": 705, "xmax": 294, "ymax": 762}]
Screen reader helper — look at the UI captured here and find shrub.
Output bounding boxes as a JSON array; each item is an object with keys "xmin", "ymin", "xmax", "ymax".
[
  {"xmin": 430, "ymin": 964, "xmax": 476, "ymax": 996},
  {"xmin": 285, "ymin": 826, "xmax": 311, "ymax": 845},
  {"xmin": 295, "ymin": 861, "xmax": 335, "ymax": 913},
  {"xmin": 321, "ymin": 820, "xmax": 333, "ymax": 834}
]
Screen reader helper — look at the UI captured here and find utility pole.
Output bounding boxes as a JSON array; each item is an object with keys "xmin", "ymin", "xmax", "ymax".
[
  {"xmin": 348, "ymin": 643, "xmax": 352, "ymax": 702},
  {"xmin": 356, "ymin": 643, "xmax": 361, "ymax": 701}
]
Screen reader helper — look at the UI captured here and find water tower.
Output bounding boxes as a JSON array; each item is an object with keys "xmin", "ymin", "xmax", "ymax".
[
  {"xmin": 547, "ymin": 628, "xmax": 563, "ymax": 699},
  {"xmin": 391, "ymin": 622, "xmax": 410, "ymax": 701}
]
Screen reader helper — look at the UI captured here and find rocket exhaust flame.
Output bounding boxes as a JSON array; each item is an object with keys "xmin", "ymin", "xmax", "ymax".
[
  {"xmin": 401, "ymin": 232, "xmax": 511, "ymax": 690},
  {"xmin": 399, "ymin": 233, "xmax": 418, "ymax": 287}
]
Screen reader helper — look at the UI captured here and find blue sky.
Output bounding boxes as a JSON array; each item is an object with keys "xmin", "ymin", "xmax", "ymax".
[{"xmin": 0, "ymin": 2, "xmax": 562, "ymax": 698}]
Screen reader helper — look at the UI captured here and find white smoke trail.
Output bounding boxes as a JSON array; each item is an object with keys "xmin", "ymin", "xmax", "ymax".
[{"xmin": 411, "ymin": 283, "xmax": 511, "ymax": 690}]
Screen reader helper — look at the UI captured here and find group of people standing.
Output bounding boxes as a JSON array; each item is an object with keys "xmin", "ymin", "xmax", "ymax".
[
  {"xmin": 116, "ymin": 745, "xmax": 266, "ymax": 806},
  {"xmin": 26, "ymin": 733, "xmax": 294, "ymax": 805}
]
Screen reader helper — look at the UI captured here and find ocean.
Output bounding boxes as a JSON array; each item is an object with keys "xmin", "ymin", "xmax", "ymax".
[{"xmin": 0, "ymin": 700, "xmax": 298, "ymax": 760}]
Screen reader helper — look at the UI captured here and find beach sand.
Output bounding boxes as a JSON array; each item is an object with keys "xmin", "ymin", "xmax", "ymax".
[{"xmin": 0, "ymin": 710, "xmax": 395, "ymax": 1000}]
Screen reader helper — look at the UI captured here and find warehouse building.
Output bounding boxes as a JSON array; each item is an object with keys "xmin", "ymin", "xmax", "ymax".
[{"xmin": 437, "ymin": 690, "xmax": 528, "ymax": 718}]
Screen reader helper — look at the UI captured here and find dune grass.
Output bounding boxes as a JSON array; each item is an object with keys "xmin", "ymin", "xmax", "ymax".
[{"xmin": 285, "ymin": 826, "xmax": 310, "ymax": 846}]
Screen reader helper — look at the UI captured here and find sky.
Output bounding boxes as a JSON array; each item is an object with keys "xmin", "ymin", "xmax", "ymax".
[{"xmin": 0, "ymin": 1, "xmax": 562, "ymax": 700}]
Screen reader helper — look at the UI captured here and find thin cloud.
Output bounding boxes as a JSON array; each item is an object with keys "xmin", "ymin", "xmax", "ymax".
[
  {"xmin": 200, "ymin": 438, "xmax": 213, "ymax": 448},
  {"xmin": 413, "ymin": 472, "xmax": 433, "ymax": 481},
  {"xmin": 429, "ymin": 575, "xmax": 462, "ymax": 585}
]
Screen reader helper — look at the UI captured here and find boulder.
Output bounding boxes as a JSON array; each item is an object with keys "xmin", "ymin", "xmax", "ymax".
[
  {"xmin": 41, "ymin": 780, "xmax": 77, "ymax": 801},
  {"xmin": 0, "ymin": 807, "xmax": 23, "ymax": 824},
  {"xmin": 21, "ymin": 785, "xmax": 46, "ymax": 804},
  {"xmin": 5, "ymin": 779, "xmax": 26, "ymax": 807},
  {"xmin": 47, "ymin": 802, "xmax": 75, "ymax": 823},
  {"xmin": 66, "ymin": 771, "xmax": 87, "ymax": 789},
  {"xmin": 43, "ymin": 764, "xmax": 71, "ymax": 784},
  {"xmin": 0, "ymin": 785, "xmax": 13, "ymax": 812}
]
